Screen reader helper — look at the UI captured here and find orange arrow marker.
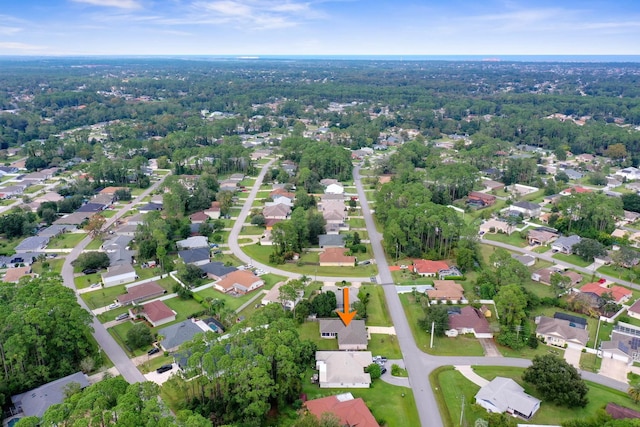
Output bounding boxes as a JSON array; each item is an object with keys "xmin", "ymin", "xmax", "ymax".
[{"xmin": 337, "ymin": 287, "xmax": 357, "ymax": 327}]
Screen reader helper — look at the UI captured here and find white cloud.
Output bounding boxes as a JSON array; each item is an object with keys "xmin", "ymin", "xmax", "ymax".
[
  {"xmin": 0, "ymin": 41, "xmax": 44, "ymax": 50},
  {"xmin": 71, "ymin": 0, "xmax": 142, "ymax": 9},
  {"xmin": 0, "ymin": 26, "xmax": 21, "ymax": 35}
]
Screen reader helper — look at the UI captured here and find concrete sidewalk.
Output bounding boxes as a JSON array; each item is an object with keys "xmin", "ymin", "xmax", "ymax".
[
  {"xmin": 454, "ymin": 365, "xmax": 489, "ymax": 387},
  {"xmin": 368, "ymin": 326, "xmax": 397, "ymax": 335}
]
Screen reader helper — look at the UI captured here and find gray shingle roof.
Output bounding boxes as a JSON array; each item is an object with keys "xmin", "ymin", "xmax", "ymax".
[
  {"xmin": 200, "ymin": 261, "xmax": 237, "ymax": 278},
  {"xmin": 318, "ymin": 234, "xmax": 346, "ymax": 248},
  {"xmin": 15, "ymin": 236, "xmax": 49, "ymax": 252},
  {"xmin": 159, "ymin": 320, "xmax": 204, "ymax": 351},
  {"xmin": 178, "ymin": 248, "xmax": 210, "ymax": 265},
  {"xmin": 11, "ymin": 372, "xmax": 89, "ymax": 418}
]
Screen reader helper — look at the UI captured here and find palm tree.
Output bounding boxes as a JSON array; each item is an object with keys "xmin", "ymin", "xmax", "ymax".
[{"xmin": 628, "ymin": 383, "xmax": 640, "ymax": 403}]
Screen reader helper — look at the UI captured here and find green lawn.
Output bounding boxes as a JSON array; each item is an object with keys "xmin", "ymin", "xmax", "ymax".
[
  {"xmin": 580, "ymin": 352, "xmax": 603, "ymax": 373},
  {"xmin": 24, "ymin": 184, "xmax": 45, "ymax": 194},
  {"xmin": 298, "ymin": 321, "xmax": 339, "ymax": 350},
  {"xmin": 134, "ymin": 266, "xmax": 161, "ymax": 280},
  {"xmin": 532, "ymin": 245, "xmax": 551, "ymax": 254},
  {"xmin": 242, "ymin": 244, "xmax": 378, "ymax": 277},
  {"xmin": 391, "ymin": 269, "xmax": 435, "ymax": 286},
  {"xmin": 98, "ymin": 305, "xmax": 129, "ymax": 323},
  {"xmin": 0, "ymin": 237, "xmax": 20, "ymax": 255},
  {"xmin": 368, "ymin": 334, "xmax": 402, "ymax": 359},
  {"xmin": 430, "ymin": 367, "xmax": 484, "ymax": 427},
  {"xmin": 348, "ymin": 217, "xmax": 366, "ymax": 228},
  {"xmin": 163, "ymin": 296, "xmax": 206, "ymax": 320},
  {"xmin": 553, "ymin": 253, "xmax": 592, "ymax": 267},
  {"xmin": 86, "ymin": 238, "xmax": 104, "ymax": 250},
  {"xmin": 138, "ymin": 353, "xmax": 174, "ymax": 374},
  {"xmin": 482, "ymin": 232, "xmax": 528, "ymax": 247},
  {"xmin": 100, "ymin": 210, "xmax": 117, "ymax": 218},
  {"xmin": 598, "ymin": 264, "xmax": 640, "ymax": 283},
  {"xmin": 46, "ymin": 232, "xmax": 87, "ymax": 249},
  {"xmin": 31, "ymin": 258, "xmax": 65, "ymax": 275},
  {"xmin": 398, "ymin": 294, "xmax": 484, "ymax": 356},
  {"xmin": 108, "ymin": 320, "xmax": 154, "ymax": 356},
  {"xmin": 82, "ymin": 285, "xmax": 126, "ymax": 309},
  {"xmin": 74, "ymin": 272, "xmax": 102, "ymax": 289},
  {"xmin": 239, "ymin": 225, "xmax": 266, "ymax": 235},
  {"xmin": 256, "ymin": 190, "xmax": 271, "ymax": 199},
  {"xmin": 195, "ymin": 286, "xmax": 261, "ymax": 312},
  {"xmin": 360, "ymin": 285, "xmax": 392, "ymax": 326}
]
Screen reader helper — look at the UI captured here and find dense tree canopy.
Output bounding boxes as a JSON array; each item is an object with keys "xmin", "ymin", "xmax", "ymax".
[{"xmin": 523, "ymin": 354, "xmax": 589, "ymax": 408}]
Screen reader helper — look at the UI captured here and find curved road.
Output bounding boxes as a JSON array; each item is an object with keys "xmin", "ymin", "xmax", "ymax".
[
  {"xmin": 229, "ymin": 161, "xmax": 629, "ymax": 426},
  {"xmin": 62, "ymin": 173, "xmax": 170, "ymax": 384}
]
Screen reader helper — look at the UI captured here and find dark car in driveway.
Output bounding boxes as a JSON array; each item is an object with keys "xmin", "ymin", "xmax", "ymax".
[
  {"xmin": 82, "ymin": 268, "xmax": 98, "ymax": 275},
  {"xmin": 148, "ymin": 347, "xmax": 160, "ymax": 355},
  {"xmin": 156, "ymin": 364, "xmax": 172, "ymax": 374}
]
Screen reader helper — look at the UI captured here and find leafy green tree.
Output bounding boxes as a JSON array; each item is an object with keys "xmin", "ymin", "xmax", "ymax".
[
  {"xmin": 251, "ymin": 213, "xmax": 266, "ymax": 227},
  {"xmin": 572, "ymin": 238, "xmax": 606, "ymax": 261},
  {"xmin": 495, "ymin": 284, "xmax": 528, "ymax": 327},
  {"xmin": 622, "ymin": 193, "xmax": 640, "ymax": 213},
  {"xmin": 418, "ymin": 305, "xmax": 449, "ymax": 336},
  {"xmin": 628, "ymin": 383, "xmax": 640, "ymax": 404},
  {"xmin": 311, "ymin": 291, "xmax": 337, "ymax": 317},
  {"xmin": 550, "ymin": 272, "xmax": 573, "ymax": 297},
  {"xmin": 126, "ymin": 323, "xmax": 153, "ymax": 350},
  {"xmin": 72, "ymin": 251, "xmax": 110, "ymax": 270},
  {"xmin": 365, "ymin": 363, "xmax": 382, "ymax": 379},
  {"xmin": 523, "ymin": 354, "xmax": 588, "ymax": 408}
]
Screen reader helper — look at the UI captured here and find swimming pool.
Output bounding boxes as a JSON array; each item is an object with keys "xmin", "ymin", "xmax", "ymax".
[
  {"xmin": 208, "ymin": 323, "xmax": 218, "ymax": 332},
  {"xmin": 7, "ymin": 417, "xmax": 22, "ymax": 427}
]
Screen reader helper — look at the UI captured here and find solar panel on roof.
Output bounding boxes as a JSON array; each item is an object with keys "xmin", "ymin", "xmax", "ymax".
[{"xmin": 619, "ymin": 342, "xmax": 630, "ymax": 354}]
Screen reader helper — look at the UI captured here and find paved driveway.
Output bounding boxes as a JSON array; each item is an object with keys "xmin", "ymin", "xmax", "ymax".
[
  {"xmin": 144, "ymin": 363, "xmax": 179, "ymax": 385},
  {"xmin": 478, "ymin": 339, "xmax": 502, "ymax": 357},
  {"xmin": 563, "ymin": 346, "xmax": 582, "ymax": 369},
  {"xmin": 600, "ymin": 357, "xmax": 629, "ymax": 382}
]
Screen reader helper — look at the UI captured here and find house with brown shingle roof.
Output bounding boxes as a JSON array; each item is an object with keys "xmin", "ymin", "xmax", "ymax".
[
  {"xmin": 133, "ymin": 300, "xmax": 176, "ymax": 327},
  {"xmin": 117, "ymin": 281, "xmax": 166, "ymax": 306},
  {"xmin": 319, "ymin": 248, "xmax": 356, "ymax": 267},
  {"xmin": 263, "ymin": 203, "xmax": 291, "ymax": 220},
  {"xmin": 535, "ymin": 316, "xmax": 588, "ymax": 347},
  {"xmin": 213, "ymin": 270, "xmax": 264, "ymax": 294},
  {"xmin": 204, "ymin": 201, "xmax": 221, "ymax": 219},
  {"xmin": 447, "ymin": 306, "xmax": 492, "ymax": 338},
  {"xmin": 426, "ymin": 280, "xmax": 464, "ymax": 302},
  {"xmin": 527, "ymin": 229, "xmax": 558, "ymax": 246}
]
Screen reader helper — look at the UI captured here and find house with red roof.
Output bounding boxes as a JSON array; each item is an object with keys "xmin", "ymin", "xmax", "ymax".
[
  {"xmin": 412, "ymin": 259, "xmax": 450, "ymax": 277},
  {"xmin": 133, "ymin": 300, "xmax": 176, "ymax": 327},
  {"xmin": 560, "ymin": 186, "xmax": 592, "ymax": 196},
  {"xmin": 579, "ymin": 281, "xmax": 632, "ymax": 304},
  {"xmin": 117, "ymin": 281, "xmax": 166, "ymax": 306},
  {"xmin": 189, "ymin": 211, "xmax": 208, "ymax": 224},
  {"xmin": 304, "ymin": 393, "xmax": 379, "ymax": 427}
]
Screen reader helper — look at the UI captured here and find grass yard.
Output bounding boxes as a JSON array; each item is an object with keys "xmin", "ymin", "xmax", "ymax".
[
  {"xmin": 134, "ymin": 266, "xmax": 162, "ymax": 280},
  {"xmin": 431, "ymin": 366, "xmax": 484, "ymax": 427},
  {"xmin": 368, "ymin": 334, "xmax": 402, "ymax": 359},
  {"xmin": 552, "ymin": 253, "xmax": 592, "ymax": 267},
  {"xmin": 24, "ymin": 184, "xmax": 45, "ymax": 194},
  {"xmin": 256, "ymin": 190, "xmax": 271, "ymax": 199},
  {"xmin": 196, "ymin": 286, "xmax": 261, "ymax": 312},
  {"xmin": 521, "ymin": 280, "xmax": 556, "ymax": 299},
  {"xmin": 82, "ymin": 285, "xmax": 126, "ymax": 309},
  {"xmin": 0, "ymin": 237, "xmax": 19, "ymax": 255},
  {"xmin": 74, "ymin": 272, "xmax": 102, "ymax": 289},
  {"xmin": 348, "ymin": 217, "xmax": 366, "ymax": 228},
  {"xmin": 580, "ymin": 352, "xmax": 603, "ymax": 373},
  {"xmin": 239, "ymin": 225, "xmax": 266, "ymax": 235},
  {"xmin": 360, "ymin": 285, "xmax": 392, "ymax": 326},
  {"xmin": 98, "ymin": 305, "xmax": 129, "ymax": 323},
  {"xmin": 108, "ymin": 321, "xmax": 153, "ymax": 356},
  {"xmin": 46, "ymin": 232, "xmax": 87, "ymax": 249},
  {"xmin": 242, "ymin": 244, "xmax": 378, "ymax": 277},
  {"xmin": 598, "ymin": 264, "xmax": 640, "ymax": 283},
  {"xmin": 138, "ymin": 353, "xmax": 174, "ymax": 374},
  {"xmin": 482, "ymin": 232, "xmax": 528, "ymax": 247},
  {"xmin": 298, "ymin": 321, "xmax": 339, "ymax": 351},
  {"xmin": 86, "ymin": 238, "xmax": 104, "ymax": 250},
  {"xmin": 211, "ymin": 230, "xmax": 230, "ymax": 244},
  {"xmin": 31, "ymin": 258, "xmax": 65, "ymax": 275},
  {"xmin": 100, "ymin": 210, "xmax": 117, "ymax": 218},
  {"xmin": 398, "ymin": 294, "xmax": 484, "ymax": 356},
  {"xmin": 163, "ymin": 296, "xmax": 206, "ymax": 320},
  {"xmin": 532, "ymin": 245, "xmax": 551, "ymax": 254}
]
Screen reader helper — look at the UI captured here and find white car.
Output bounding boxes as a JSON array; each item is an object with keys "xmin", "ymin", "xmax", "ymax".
[
  {"xmin": 107, "ymin": 302, "xmax": 121, "ymax": 310},
  {"xmin": 90, "ymin": 283, "xmax": 101, "ymax": 288}
]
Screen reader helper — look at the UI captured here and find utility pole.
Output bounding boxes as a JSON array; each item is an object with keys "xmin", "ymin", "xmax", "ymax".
[
  {"xmin": 594, "ymin": 316, "xmax": 602, "ymax": 351},
  {"xmin": 515, "ymin": 324, "xmax": 522, "ymax": 341},
  {"xmin": 430, "ymin": 321, "xmax": 435, "ymax": 349}
]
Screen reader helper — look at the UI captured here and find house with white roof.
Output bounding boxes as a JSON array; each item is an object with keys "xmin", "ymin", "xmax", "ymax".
[{"xmin": 475, "ymin": 377, "xmax": 541, "ymax": 420}]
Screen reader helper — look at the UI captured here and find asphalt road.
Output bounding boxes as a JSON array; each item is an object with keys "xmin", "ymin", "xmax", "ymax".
[{"xmin": 61, "ymin": 173, "xmax": 170, "ymax": 384}]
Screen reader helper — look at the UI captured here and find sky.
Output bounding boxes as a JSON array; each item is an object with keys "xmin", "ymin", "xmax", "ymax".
[{"xmin": 1, "ymin": 0, "xmax": 640, "ymax": 56}]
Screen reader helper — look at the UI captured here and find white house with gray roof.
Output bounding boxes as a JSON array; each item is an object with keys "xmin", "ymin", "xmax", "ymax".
[
  {"xmin": 101, "ymin": 263, "xmax": 137, "ymax": 287},
  {"xmin": 551, "ymin": 235, "xmax": 582, "ymax": 254},
  {"xmin": 15, "ymin": 236, "xmax": 49, "ymax": 253},
  {"xmin": 315, "ymin": 351, "xmax": 372, "ymax": 388},
  {"xmin": 319, "ymin": 319, "xmax": 368, "ymax": 350},
  {"xmin": 475, "ymin": 377, "xmax": 541, "ymax": 420}
]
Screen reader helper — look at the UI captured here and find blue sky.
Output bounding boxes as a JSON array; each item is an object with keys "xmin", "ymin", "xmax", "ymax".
[{"xmin": 1, "ymin": 0, "xmax": 640, "ymax": 56}]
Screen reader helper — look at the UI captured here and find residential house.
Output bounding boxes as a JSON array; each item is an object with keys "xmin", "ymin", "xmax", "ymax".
[
  {"xmin": 77, "ymin": 202, "xmax": 106, "ymax": 213},
  {"xmin": 626, "ymin": 182, "xmax": 640, "ymax": 192},
  {"xmin": 229, "ymin": 173, "xmax": 244, "ymax": 182},
  {"xmin": 213, "ymin": 270, "xmax": 264, "ymax": 294},
  {"xmin": 325, "ymin": 183, "xmax": 344, "ymax": 195},
  {"xmin": 34, "ymin": 191, "xmax": 64, "ymax": 204},
  {"xmin": 616, "ymin": 167, "xmax": 640, "ymax": 181},
  {"xmin": 479, "ymin": 219, "xmax": 513, "ymax": 235},
  {"xmin": 542, "ymin": 194, "xmax": 562, "ymax": 205},
  {"xmin": 319, "ymin": 319, "xmax": 368, "ymax": 350},
  {"xmin": 3, "ymin": 266, "xmax": 34, "ymax": 283},
  {"xmin": 159, "ymin": 319, "xmax": 207, "ymax": 352},
  {"xmin": 563, "ymin": 168, "xmax": 583, "ymax": 180},
  {"xmin": 102, "ymin": 264, "xmax": 137, "ymax": 287},
  {"xmin": 580, "ymin": 281, "xmax": 632, "ymax": 304},
  {"xmin": 551, "ymin": 235, "xmax": 582, "ymax": 254},
  {"xmin": 15, "ymin": 236, "xmax": 49, "ymax": 253},
  {"xmin": 475, "ymin": 377, "xmax": 541, "ymax": 420},
  {"xmin": 117, "ymin": 281, "xmax": 166, "ymax": 306},
  {"xmin": 468, "ymin": 191, "xmax": 496, "ymax": 207},
  {"xmin": 0, "ymin": 166, "xmax": 18, "ymax": 174},
  {"xmin": 576, "ymin": 153, "xmax": 595, "ymax": 163},
  {"xmin": 560, "ymin": 186, "xmax": 592, "ymax": 196},
  {"xmin": 624, "ymin": 210, "xmax": 640, "ymax": 224},
  {"xmin": 176, "ymin": 236, "xmax": 209, "ymax": 250},
  {"xmin": 38, "ymin": 224, "xmax": 76, "ymax": 238},
  {"xmin": 527, "ymin": 229, "xmax": 559, "ymax": 246},
  {"xmin": 315, "ymin": 351, "xmax": 372, "ymax": 388},
  {"xmin": 263, "ymin": 203, "xmax": 291, "ymax": 220},
  {"xmin": 125, "ymin": 212, "xmax": 147, "ymax": 226},
  {"xmin": 10, "ymin": 372, "xmax": 89, "ymax": 419},
  {"xmin": 189, "ymin": 211, "xmax": 209, "ymax": 224},
  {"xmin": 0, "ymin": 184, "xmax": 26, "ymax": 198},
  {"xmin": 305, "ymin": 393, "xmax": 379, "ymax": 427},
  {"xmin": 512, "ymin": 254, "xmax": 535, "ymax": 267},
  {"xmin": 322, "ymin": 210, "xmax": 346, "ymax": 225},
  {"xmin": 204, "ymin": 201, "xmax": 221, "ymax": 219},
  {"xmin": 261, "ymin": 281, "xmax": 302, "ymax": 310},
  {"xmin": 139, "ymin": 202, "xmax": 163, "ymax": 214},
  {"xmin": 319, "ymin": 248, "xmax": 356, "ymax": 267},
  {"xmin": 481, "ymin": 179, "xmax": 505, "ymax": 191},
  {"xmin": 601, "ymin": 327, "xmax": 640, "ymax": 364},
  {"xmin": 608, "ymin": 177, "xmax": 623, "ymax": 188},
  {"xmin": 134, "ymin": 300, "xmax": 176, "ymax": 327},
  {"xmin": 318, "ymin": 234, "xmax": 346, "ymax": 248},
  {"xmin": 178, "ymin": 247, "xmax": 210, "ymax": 266},
  {"xmin": 322, "ymin": 285, "xmax": 359, "ymax": 310},
  {"xmin": 535, "ymin": 316, "xmax": 589, "ymax": 348},
  {"xmin": 426, "ymin": 280, "xmax": 464, "ymax": 303},
  {"xmin": 413, "ymin": 259, "xmax": 449, "ymax": 277},
  {"xmin": 320, "ymin": 178, "xmax": 339, "ymax": 187},
  {"xmin": 627, "ymin": 299, "xmax": 640, "ymax": 320},
  {"xmin": 102, "ymin": 235, "xmax": 135, "ymax": 266},
  {"xmin": 509, "ymin": 201, "xmax": 541, "ymax": 218},
  {"xmin": 446, "ymin": 306, "xmax": 493, "ymax": 338},
  {"xmin": 219, "ymin": 182, "xmax": 237, "ymax": 193},
  {"xmin": 199, "ymin": 261, "xmax": 237, "ymax": 280},
  {"xmin": 53, "ymin": 212, "xmax": 91, "ymax": 225}
]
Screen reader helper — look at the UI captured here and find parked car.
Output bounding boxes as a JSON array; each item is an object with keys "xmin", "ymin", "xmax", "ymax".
[
  {"xmin": 115, "ymin": 313, "xmax": 129, "ymax": 321},
  {"xmin": 148, "ymin": 347, "xmax": 160, "ymax": 355},
  {"xmin": 156, "ymin": 364, "xmax": 173, "ymax": 374},
  {"xmin": 370, "ymin": 276, "xmax": 377, "ymax": 283},
  {"xmin": 381, "ymin": 367, "xmax": 387, "ymax": 375},
  {"xmin": 82, "ymin": 268, "xmax": 98, "ymax": 275},
  {"xmin": 107, "ymin": 302, "xmax": 121, "ymax": 310},
  {"xmin": 90, "ymin": 282, "xmax": 101, "ymax": 288}
]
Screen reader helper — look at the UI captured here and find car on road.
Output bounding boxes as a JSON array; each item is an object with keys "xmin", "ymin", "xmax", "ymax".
[
  {"xmin": 148, "ymin": 347, "xmax": 160, "ymax": 355},
  {"xmin": 115, "ymin": 313, "xmax": 129, "ymax": 321},
  {"xmin": 82, "ymin": 268, "xmax": 98, "ymax": 275},
  {"xmin": 156, "ymin": 364, "xmax": 173, "ymax": 374},
  {"xmin": 370, "ymin": 276, "xmax": 377, "ymax": 283}
]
